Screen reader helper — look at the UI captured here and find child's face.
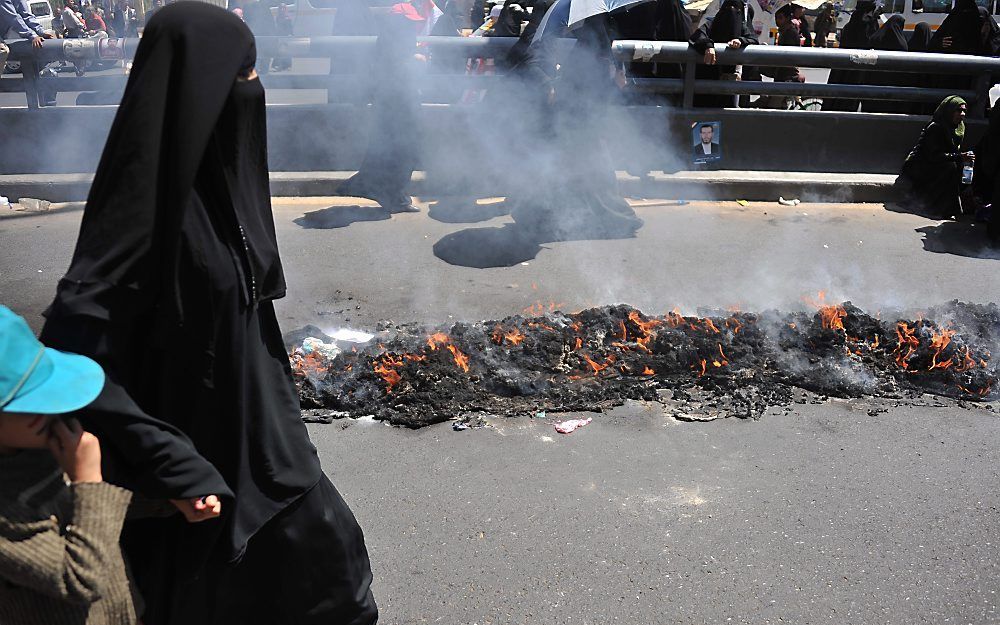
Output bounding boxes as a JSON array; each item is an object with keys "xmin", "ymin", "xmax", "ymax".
[{"xmin": 0, "ymin": 412, "xmax": 54, "ymax": 451}]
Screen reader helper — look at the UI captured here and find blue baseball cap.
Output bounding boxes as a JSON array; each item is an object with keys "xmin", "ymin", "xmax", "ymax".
[{"xmin": 0, "ymin": 306, "xmax": 105, "ymax": 415}]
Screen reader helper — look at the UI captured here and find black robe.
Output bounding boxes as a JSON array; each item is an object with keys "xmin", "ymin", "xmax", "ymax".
[
  {"xmin": 328, "ymin": 0, "xmax": 379, "ymax": 104},
  {"xmin": 825, "ymin": 0, "xmax": 876, "ymax": 112},
  {"xmin": 336, "ymin": 12, "xmax": 420, "ymax": 211},
  {"xmin": 896, "ymin": 96, "xmax": 967, "ymax": 217},
  {"xmin": 929, "ymin": 1, "xmax": 1000, "ymax": 94},
  {"xmin": 615, "ymin": 0, "xmax": 692, "ymax": 80},
  {"xmin": 689, "ymin": 0, "xmax": 759, "ymax": 107},
  {"xmin": 506, "ymin": 14, "xmax": 644, "ymax": 240},
  {"xmin": 972, "ymin": 106, "xmax": 1000, "ymax": 206},
  {"xmin": 39, "ymin": 4, "xmax": 377, "ymax": 624},
  {"xmin": 861, "ymin": 15, "xmax": 909, "ymax": 114}
]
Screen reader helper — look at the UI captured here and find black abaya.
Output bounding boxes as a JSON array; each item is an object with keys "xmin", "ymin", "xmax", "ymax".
[
  {"xmin": 825, "ymin": 0, "xmax": 876, "ymax": 112},
  {"xmin": 861, "ymin": 15, "xmax": 909, "ymax": 113},
  {"xmin": 506, "ymin": 14, "xmax": 643, "ymax": 240},
  {"xmin": 39, "ymin": 4, "xmax": 377, "ymax": 624},
  {"xmin": 328, "ymin": 0, "xmax": 378, "ymax": 104},
  {"xmin": 895, "ymin": 95, "xmax": 967, "ymax": 217},
  {"xmin": 928, "ymin": 0, "xmax": 1000, "ymax": 94},
  {"xmin": 336, "ymin": 12, "xmax": 421, "ymax": 212}
]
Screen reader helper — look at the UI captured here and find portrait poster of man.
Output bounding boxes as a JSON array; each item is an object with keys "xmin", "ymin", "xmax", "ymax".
[{"xmin": 692, "ymin": 121, "xmax": 722, "ymax": 164}]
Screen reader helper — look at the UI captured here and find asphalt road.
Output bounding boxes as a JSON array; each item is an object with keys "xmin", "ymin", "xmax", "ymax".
[{"xmin": 1, "ymin": 197, "xmax": 999, "ymax": 623}]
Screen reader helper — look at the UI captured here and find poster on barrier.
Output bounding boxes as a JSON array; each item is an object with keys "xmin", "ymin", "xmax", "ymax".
[{"xmin": 692, "ymin": 121, "xmax": 722, "ymax": 165}]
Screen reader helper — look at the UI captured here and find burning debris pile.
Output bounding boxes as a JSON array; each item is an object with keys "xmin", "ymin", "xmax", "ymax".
[{"xmin": 289, "ymin": 297, "xmax": 998, "ymax": 427}]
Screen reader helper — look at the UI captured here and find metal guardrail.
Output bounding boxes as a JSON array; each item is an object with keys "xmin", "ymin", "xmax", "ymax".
[{"xmin": 4, "ymin": 35, "xmax": 996, "ymax": 114}]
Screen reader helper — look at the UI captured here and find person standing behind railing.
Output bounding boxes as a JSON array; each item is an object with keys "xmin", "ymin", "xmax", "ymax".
[
  {"xmin": 813, "ymin": 2, "xmax": 835, "ymax": 47},
  {"xmin": 758, "ymin": 4, "xmax": 804, "ymax": 109},
  {"xmin": 861, "ymin": 14, "xmax": 909, "ymax": 113},
  {"xmin": 61, "ymin": 1, "xmax": 86, "ymax": 37},
  {"xmin": 824, "ymin": 0, "xmax": 876, "ymax": 111},
  {"xmin": 0, "ymin": 0, "xmax": 55, "ymax": 46},
  {"xmin": 689, "ymin": 0, "xmax": 759, "ymax": 107},
  {"xmin": 928, "ymin": 0, "xmax": 1000, "ymax": 102}
]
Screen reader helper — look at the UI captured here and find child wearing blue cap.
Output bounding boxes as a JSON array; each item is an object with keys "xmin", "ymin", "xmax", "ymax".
[{"xmin": 0, "ymin": 306, "xmax": 136, "ymax": 625}]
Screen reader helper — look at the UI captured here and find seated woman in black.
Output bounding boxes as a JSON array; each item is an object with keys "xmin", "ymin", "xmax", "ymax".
[{"xmin": 895, "ymin": 95, "xmax": 974, "ymax": 218}]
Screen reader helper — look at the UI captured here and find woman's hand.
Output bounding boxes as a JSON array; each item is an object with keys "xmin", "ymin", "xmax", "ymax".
[
  {"xmin": 727, "ymin": 38, "xmax": 742, "ymax": 49},
  {"xmin": 703, "ymin": 48, "xmax": 717, "ymax": 65},
  {"xmin": 170, "ymin": 495, "xmax": 222, "ymax": 522},
  {"xmin": 47, "ymin": 418, "xmax": 103, "ymax": 484}
]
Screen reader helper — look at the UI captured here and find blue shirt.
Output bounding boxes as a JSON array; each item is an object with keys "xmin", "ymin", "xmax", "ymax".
[{"xmin": 0, "ymin": 0, "xmax": 45, "ymax": 40}]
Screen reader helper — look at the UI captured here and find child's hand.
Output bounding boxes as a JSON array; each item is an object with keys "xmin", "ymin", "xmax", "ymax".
[
  {"xmin": 47, "ymin": 418, "xmax": 103, "ymax": 484},
  {"xmin": 169, "ymin": 496, "xmax": 222, "ymax": 523}
]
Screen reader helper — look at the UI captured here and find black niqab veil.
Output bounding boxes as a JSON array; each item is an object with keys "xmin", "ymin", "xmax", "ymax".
[
  {"xmin": 709, "ymin": 0, "xmax": 752, "ymax": 42},
  {"xmin": 931, "ymin": 0, "xmax": 1000, "ymax": 54},
  {"xmin": 50, "ymin": 1, "xmax": 284, "ymax": 327},
  {"xmin": 870, "ymin": 14, "xmax": 907, "ymax": 51},
  {"xmin": 41, "ymin": 0, "xmax": 322, "ymax": 575},
  {"xmin": 838, "ymin": 0, "xmax": 877, "ymax": 49},
  {"xmin": 908, "ymin": 21, "xmax": 933, "ymax": 52}
]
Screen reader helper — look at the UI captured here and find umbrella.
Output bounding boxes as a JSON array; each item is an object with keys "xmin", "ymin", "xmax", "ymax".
[
  {"xmin": 531, "ymin": 0, "xmax": 571, "ymax": 42},
  {"xmin": 567, "ymin": 0, "xmax": 656, "ymax": 29}
]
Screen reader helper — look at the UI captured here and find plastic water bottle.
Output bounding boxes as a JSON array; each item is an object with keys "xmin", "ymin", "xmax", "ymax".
[
  {"xmin": 962, "ymin": 155, "xmax": 974, "ymax": 185},
  {"xmin": 962, "ymin": 163, "xmax": 974, "ymax": 185}
]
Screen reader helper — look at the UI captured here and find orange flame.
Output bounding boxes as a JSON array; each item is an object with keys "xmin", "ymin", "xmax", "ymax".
[
  {"xmin": 581, "ymin": 354, "xmax": 615, "ymax": 376},
  {"xmin": 427, "ymin": 332, "xmax": 450, "ymax": 351},
  {"xmin": 665, "ymin": 308, "xmax": 685, "ymax": 328},
  {"xmin": 703, "ymin": 318, "xmax": 721, "ymax": 334},
  {"xmin": 374, "ymin": 354, "xmax": 406, "ymax": 392},
  {"xmin": 504, "ymin": 329, "xmax": 525, "ymax": 346},
  {"xmin": 928, "ymin": 328, "xmax": 956, "ymax": 370},
  {"xmin": 893, "ymin": 322, "xmax": 920, "ymax": 370},
  {"xmin": 718, "ymin": 343, "xmax": 729, "ymax": 365},
  {"xmin": 803, "ymin": 291, "xmax": 847, "ymax": 331},
  {"xmin": 446, "ymin": 344, "xmax": 470, "ymax": 372},
  {"xmin": 953, "ymin": 346, "xmax": 978, "ymax": 372},
  {"xmin": 693, "ymin": 359, "xmax": 707, "ymax": 376},
  {"xmin": 574, "ymin": 337, "xmax": 583, "ymax": 350},
  {"xmin": 642, "ymin": 366, "xmax": 655, "ymax": 376}
]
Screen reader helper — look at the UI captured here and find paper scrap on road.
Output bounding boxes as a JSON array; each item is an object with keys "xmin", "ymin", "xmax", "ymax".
[{"xmin": 554, "ymin": 417, "xmax": 592, "ymax": 434}]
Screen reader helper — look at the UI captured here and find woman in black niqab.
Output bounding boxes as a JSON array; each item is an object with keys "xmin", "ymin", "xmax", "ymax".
[
  {"xmin": 39, "ymin": 4, "xmax": 378, "ymax": 624},
  {"xmin": 861, "ymin": 14, "xmax": 909, "ymax": 113},
  {"xmin": 615, "ymin": 0, "xmax": 692, "ymax": 81},
  {"xmin": 908, "ymin": 21, "xmax": 933, "ymax": 51},
  {"xmin": 825, "ymin": 0, "xmax": 877, "ymax": 111},
  {"xmin": 931, "ymin": 0, "xmax": 1000, "ymax": 55},
  {"xmin": 928, "ymin": 0, "xmax": 1000, "ymax": 93}
]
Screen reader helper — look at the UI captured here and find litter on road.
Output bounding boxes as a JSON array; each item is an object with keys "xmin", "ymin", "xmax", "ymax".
[{"xmin": 554, "ymin": 418, "xmax": 592, "ymax": 434}]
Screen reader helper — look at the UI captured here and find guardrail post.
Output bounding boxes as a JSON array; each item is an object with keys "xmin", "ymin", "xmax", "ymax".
[
  {"xmin": 682, "ymin": 60, "xmax": 696, "ymax": 108},
  {"xmin": 20, "ymin": 58, "xmax": 40, "ymax": 110},
  {"xmin": 969, "ymin": 72, "xmax": 991, "ymax": 119}
]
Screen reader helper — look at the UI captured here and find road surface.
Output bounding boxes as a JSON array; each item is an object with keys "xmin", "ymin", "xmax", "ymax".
[{"xmin": 1, "ymin": 197, "xmax": 998, "ymax": 624}]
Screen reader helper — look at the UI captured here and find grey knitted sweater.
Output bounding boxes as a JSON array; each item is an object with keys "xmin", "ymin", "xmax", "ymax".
[{"xmin": 0, "ymin": 450, "xmax": 135, "ymax": 625}]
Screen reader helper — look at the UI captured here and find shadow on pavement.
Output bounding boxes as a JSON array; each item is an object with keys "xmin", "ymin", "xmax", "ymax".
[
  {"xmin": 916, "ymin": 221, "xmax": 1000, "ymax": 259},
  {"xmin": 426, "ymin": 197, "xmax": 509, "ymax": 224},
  {"xmin": 294, "ymin": 205, "xmax": 391, "ymax": 229},
  {"xmin": 433, "ymin": 224, "xmax": 544, "ymax": 268}
]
